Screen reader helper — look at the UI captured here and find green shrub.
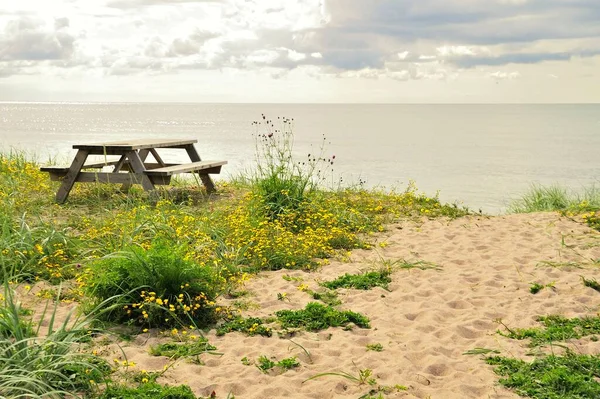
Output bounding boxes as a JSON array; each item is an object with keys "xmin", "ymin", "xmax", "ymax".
[
  {"xmin": 321, "ymin": 270, "xmax": 392, "ymax": 290},
  {"xmin": 275, "ymin": 302, "xmax": 370, "ymax": 331},
  {"xmin": 150, "ymin": 338, "xmax": 217, "ymax": 359},
  {"xmin": 88, "ymin": 242, "xmax": 224, "ymax": 329},
  {"xmin": 0, "ymin": 214, "xmax": 76, "ymax": 282},
  {"xmin": 249, "ymin": 116, "xmax": 333, "ymax": 219},
  {"xmin": 509, "ymin": 184, "xmax": 600, "ymax": 214},
  {"xmin": 216, "ymin": 317, "xmax": 272, "ymax": 337},
  {"xmin": 99, "ymin": 382, "xmax": 199, "ymax": 399},
  {"xmin": 487, "ymin": 351, "xmax": 600, "ymax": 398},
  {"xmin": 0, "ymin": 283, "xmax": 112, "ymax": 398}
]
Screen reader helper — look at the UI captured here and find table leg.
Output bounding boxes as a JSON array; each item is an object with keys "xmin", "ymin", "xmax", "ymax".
[
  {"xmin": 113, "ymin": 155, "xmax": 128, "ymax": 173},
  {"xmin": 126, "ymin": 150, "xmax": 156, "ymax": 192},
  {"xmin": 56, "ymin": 149, "xmax": 89, "ymax": 204},
  {"xmin": 119, "ymin": 149, "xmax": 150, "ymax": 191},
  {"xmin": 184, "ymin": 144, "xmax": 216, "ymax": 193},
  {"xmin": 149, "ymin": 148, "xmax": 166, "ymax": 167}
]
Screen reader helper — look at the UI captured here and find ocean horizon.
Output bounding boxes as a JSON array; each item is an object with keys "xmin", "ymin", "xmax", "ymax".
[{"xmin": 1, "ymin": 102, "xmax": 599, "ymax": 214}]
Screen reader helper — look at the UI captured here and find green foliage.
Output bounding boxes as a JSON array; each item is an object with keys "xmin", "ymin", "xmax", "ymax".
[
  {"xmin": 88, "ymin": 242, "xmax": 223, "ymax": 329},
  {"xmin": 584, "ymin": 212, "xmax": 600, "ymax": 231},
  {"xmin": 249, "ymin": 116, "xmax": 333, "ymax": 220},
  {"xmin": 463, "ymin": 348, "xmax": 501, "ymax": 355},
  {"xmin": 254, "ymin": 354, "xmax": 300, "ymax": 374},
  {"xmin": 500, "ymin": 315, "xmax": 600, "ymax": 346},
  {"xmin": 241, "ymin": 357, "xmax": 252, "ymax": 366},
  {"xmin": 321, "ymin": 270, "xmax": 392, "ymax": 290},
  {"xmin": 216, "ymin": 317, "xmax": 272, "ymax": 337},
  {"xmin": 529, "ymin": 282, "xmax": 555, "ymax": 294},
  {"xmin": 99, "ymin": 382, "xmax": 199, "ymax": 399},
  {"xmin": 149, "ymin": 338, "xmax": 217, "ymax": 360},
  {"xmin": 395, "ymin": 259, "xmax": 441, "ymax": 270},
  {"xmin": 309, "ymin": 289, "xmax": 341, "ymax": 306},
  {"xmin": 277, "ymin": 356, "xmax": 300, "ymax": 371},
  {"xmin": 275, "ymin": 302, "xmax": 370, "ymax": 332},
  {"xmin": 0, "ymin": 282, "xmax": 112, "ymax": 398},
  {"xmin": 366, "ymin": 343, "xmax": 383, "ymax": 352},
  {"xmin": 0, "ymin": 213, "xmax": 76, "ymax": 282},
  {"xmin": 509, "ymin": 183, "xmax": 600, "ymax": 214},
  {"xmin": 256, "ymin": 355, "xmax": 276, "ymax": 373},
  {"xmin": 529, "ymin": 283, "xmax": 544, "ymax": 294},
  {"xmin": 486, "ymin": 351, "xmax": 600, "ymax": 398},
  {"xmin": 581, "ymin": 276, "xmax": 600, "ymax": 292}
]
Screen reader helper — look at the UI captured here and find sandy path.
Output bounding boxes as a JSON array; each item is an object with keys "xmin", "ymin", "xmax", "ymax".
[{"xmin": 20, "ymin": 212, "xmax": 600, "ymax": 398}]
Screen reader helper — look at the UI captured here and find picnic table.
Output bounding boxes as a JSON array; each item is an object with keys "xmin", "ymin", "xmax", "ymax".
[{"xmin": 40, "ymin": 138, "xmax": 227, "ymax": 203}]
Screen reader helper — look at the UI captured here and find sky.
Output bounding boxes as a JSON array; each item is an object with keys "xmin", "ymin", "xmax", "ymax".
[{"xmin": 0, "ymin": 0, "xmax": 599, "ymax": 103}]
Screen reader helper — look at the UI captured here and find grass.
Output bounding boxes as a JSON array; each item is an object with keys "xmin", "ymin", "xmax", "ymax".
[
  {"xmin": 529, "ymin": 282, "xmax": 555, "ymax": 294},
  {"xmin": 98, "ymin": 382, "xmax": 200, "ymax": 399},
  {"xmin": 0, "ymin": 280, "xmax": 115, "ymax": 398},
  {"xmin": 483, "ymin": 314, "xmax": 600, "ymax": 398},
  {"xmin": 498, "ymin": 315, "xmax": 600, "ymax": 346},
  {"xmin": 304, "ymin": 368, "xmax": 377, "ymax": 386},
  {"xmin": 0, "ymin": 122, "xmax": 472, "ymax": 398},
  {"xmin": 275, "ymin": 302, "xmax": 370, "ymax": 332},
  {"xmin": 216, "ymin": 316, "xmax": 272, "ymax": 337},
  {"xmin": 321, "ymin": 270, "xmax": 392, "ymax": 291},
  {"xmin": 256, "ymin": 355, "xmax": 276, "ymax": 373},
  {"xmin": 149, "ymin": 337, "xmax": 218, "ymax": 360},
  {"xmin": 366, "ymin": 343, "xmax": 383, "ymax": 352},
  {"xmin": 395, "ymin": 259, "xmax": 442, "ymax": 270},
  {"xmin": 486, "ymin": 351, "xmax": 600, "ymax": 398},
  {"xmin": 509, "ymin": 184, "xmax": 600, "ymax": 214},
  {"xmin": 216, "ymin": 303, "xmax": 370, "ymax": 336},
  {"xmin": 509, "ymin": 184, "xmax": 600, "ymax": 232},
  {"xmin": 306, "ymin": 289, "xmax": 341, "ymax": 306},
  {"xmin": 255, "ymin": 355, "xmax": 300, "ymax": 374},
  {"xmin": 581, "ymin": 276, "xmax": 600, "ymax": 292}
]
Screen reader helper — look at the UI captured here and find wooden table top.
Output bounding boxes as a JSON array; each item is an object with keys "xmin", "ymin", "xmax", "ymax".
[{"xmin": 73, "ymin": 138, "xmax": 198, "ymax": 151}]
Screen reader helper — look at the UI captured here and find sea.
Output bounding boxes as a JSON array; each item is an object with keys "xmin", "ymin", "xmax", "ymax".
[{"xmin": 1, "ymin": 103, "xmax": 599, "ymax": 214}]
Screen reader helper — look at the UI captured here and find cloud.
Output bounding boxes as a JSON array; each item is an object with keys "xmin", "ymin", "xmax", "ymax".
[
  {"xmin": 488, "ymin": 71, "xmax": 521, "ymax": 79},
  {"xmin": 1, "ymin": 0, "xmax": 599, "ymax": 87},
  {"xmin": 0, "ymin": 17, "xmax": 77, "ymax": 62},
  {"xmin": 452, "ymin": 50, "xmax": 600, "ymax": 68},
  {"xmin": 105, "ymin": 0, "xmax": 224, "ymax": 9}
]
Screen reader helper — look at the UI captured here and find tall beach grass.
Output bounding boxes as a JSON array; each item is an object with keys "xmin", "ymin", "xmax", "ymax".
[{"xmin": 509, "ymin": 183, "xmax": 600, "ymax": 214}]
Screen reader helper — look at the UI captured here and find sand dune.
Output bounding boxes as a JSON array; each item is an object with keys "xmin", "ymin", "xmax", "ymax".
[{"xmin": 19, "ymin": 212, "xmax": 600, "ymax": 398}]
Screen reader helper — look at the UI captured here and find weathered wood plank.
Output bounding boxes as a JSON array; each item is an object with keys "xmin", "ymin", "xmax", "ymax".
[
  {"xmin": 73, "ymin": 139, "xmax": 198, "ymax": 152},
  {"xmin": 144, "ymin": 161, "xmax": 226, "ymax": 176},
  {"xmin": 149, "ymin": 148, "xmax": 166, "ymax": 167},
  {"xmin": 184, "ymin": 144, "xmax": 217, "ymax": 193},
  {"xmin": 125, "ymin": 150, "xmax": 156, "ymax": 191},
  {"xmin": 69, "ymin": 173, "xmax": 171, "ymax": 185},
  {"xmin": 56, "ymin": 149, "xmax": 89, "ymax": 203}
]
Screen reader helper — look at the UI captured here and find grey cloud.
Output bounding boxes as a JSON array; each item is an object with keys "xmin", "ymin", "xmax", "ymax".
[
  {"xmin": 324, "ymin": 0, "xmax": 600, "ymax": 43},
  {"xmin": 167, "ymin": 30, "xmax": 219, "ymax": 56},
  {"xmin": 54, "ymin": 17, "xmax": 70, "ymax": 30},
  {"xmin": 0, "ymin": 17, "xmax": 76, "ymax": 62},
  {"xmin": 452, "ymin": 50, "xmax": 600, "ymax": 68},
  {"xmin": 106, "ymin": 0, "xmax": 223, "ymax": 9}
]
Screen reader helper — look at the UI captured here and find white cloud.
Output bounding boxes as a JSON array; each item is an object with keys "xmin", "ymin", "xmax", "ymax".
[
  {"xmin": 0, "ymin": 0, "xmax": 599, "ymax": 101},
  {"xmin": 489, "ymin": 71, "xmax": 521, "ymax": 79}
]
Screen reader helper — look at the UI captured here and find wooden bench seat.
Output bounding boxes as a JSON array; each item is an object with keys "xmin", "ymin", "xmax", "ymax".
[
  {"xmin": 144, "ymin": 160, "xmax": 227, "ymax": 177},
  {"xmin": 40, "ymin": 139, "xmax": 226, "ymax": 202}
]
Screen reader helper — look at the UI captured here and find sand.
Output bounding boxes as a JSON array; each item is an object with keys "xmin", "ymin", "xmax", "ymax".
[{"xmin": 18, "ymin": 212, "xmax": 600, "ymax": 398}]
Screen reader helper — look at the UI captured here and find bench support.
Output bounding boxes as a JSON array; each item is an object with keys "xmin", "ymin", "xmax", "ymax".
[
  {"xmin": 184, "ymin": 144, "xmax": 216, "ymax": 193},
  {"xmin": 56, "ymin": 150, "xmax": 89, "ymax": 204},
  {"xmin": 125, "ymin": 150, "xmax": 156, "ymax": 192}
]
